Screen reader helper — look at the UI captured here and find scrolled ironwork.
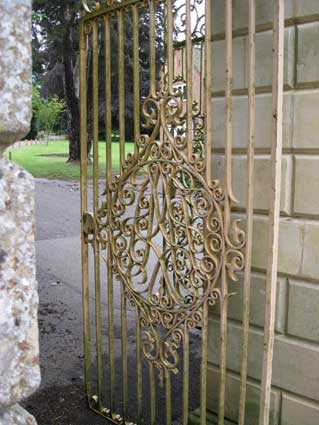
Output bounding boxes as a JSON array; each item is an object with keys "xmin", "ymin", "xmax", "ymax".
[
  {"xmin": 82, "ymin": 0, "xmax": 101, "ymax": 13},
  {"xmin": 80, "ymin": 1, "xmax": 246, "ymax": 422},
  {"xmin": 97, "ymin": 69, "xmax": 245, "ymax": 380},
  {"xmin": 173, "ymin": 0, "xmax": 206, "ymax": 40},
  {"xmin": 82, "ymin": 0, "xmax": 149, "ymax": 14}
]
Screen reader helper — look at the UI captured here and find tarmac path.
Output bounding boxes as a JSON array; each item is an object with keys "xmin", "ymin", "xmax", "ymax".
[
  {"xmin": 23, "ymin": 179, "xmax": 112, "ymax": 425},
  {"xmin": 23, "ymin": 179, "xmax": 201, "ymax": 425}
]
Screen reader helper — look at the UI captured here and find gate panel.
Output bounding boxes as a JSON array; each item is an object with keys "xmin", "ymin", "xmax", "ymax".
[{"xmin": 79, "ymin": 1, "xmax": 285, "ymax": 424}]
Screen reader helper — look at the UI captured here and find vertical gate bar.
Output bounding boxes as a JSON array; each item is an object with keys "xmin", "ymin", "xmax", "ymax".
[
  {"xmin": 92, "ymin": 19, "xmax": 104, "ymax": 406},
  {"xmin": 200, "ymin": 44, "xmax": 205, "ymax": 117},
  {"xmin": 225, "ymin": 0, "xmax": 236, "ymax": 203},
  {"xmin": 133, "ymin": 8, "xmax": 143, "ymax": 417},
  {"xmin": 133, "ymin": 5, "xmax": 140, "ymax": 156},
  {"xmin": 259, "ymin": 1, "xmax": 284, "ymax": 424},
  {"xmin": 149, "ymin": 0, "xmax": 156, "ymax": 97},
  {"xmin": 186, "ymin": 0, "xmax": 193, "ymax": 161},
  {"xmin": 165, "ymin": 370, "xmax": 172, "ymax": 425},
  {"xmin": 121, "ymin": 286, "xmax": 128, "ymax": 420},
  {"xmin": 167, "ymin": 0, "xmax": 174, "ymax": 92},
  {"xmin": 238, "ymin": 1, "xmax": 256, "ymax": 424},
  {"xmin": 92, "ymin": 19, "xmax": 99, "ymax": 216},
  {"xmin": 219, "ymin": 1, "xmax": 233, "ymax": 423},
  {"xmin": 118, "ymin": 9, "xmax": 125, "ymax": 171},
  {"xmin": 133, "ymin": 14, "xmax": 142, "ymax": 425},
  {"xmin": 104, "ymin": 13, "xmax": 116, "ymax": 414},
  {"xmin": 219, "ymin": 216, "xmax": 229, "ymax": 424},
  {"xmin": 136, "ymin": 312, "xmax": 143, "ymax": 423},
  {"xmin": 200, "ymin": 303, "xmax": 209, "ymax": 425},
  {"xmin": 118, "ymin": 6, "xmax": 131, "ymax": 409},
  {"xmin": 165, "ymin": 0, "xmax": 174, "ymax": 330},
  {"xmin": 205, "ymin": 0, "xmax": 212, "ymax": 184},
  {"xmin": 105, "ymin": 14, "xmax": 112, "ymax": 184},
  {"xmin": 182, "ymin": 330, "xmax": 189, "ymax": 425},
  {"xmin": 149, "ymin": 363, "xmax": 156, "ymax": 425},
  {"xmin": 80, "ymin": 20, "xmax": 92, "ymax": 400}
]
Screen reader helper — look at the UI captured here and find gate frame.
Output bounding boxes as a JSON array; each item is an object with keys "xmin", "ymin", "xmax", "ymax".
[{"xmin": 79, "ymin": 1, "xmax": 285, "ymax": 425}]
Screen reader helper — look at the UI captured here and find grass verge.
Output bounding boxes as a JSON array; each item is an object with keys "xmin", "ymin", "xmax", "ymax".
[{"xmin": 4, "ymin": 140, "xmax": 135, "ymax": 179}]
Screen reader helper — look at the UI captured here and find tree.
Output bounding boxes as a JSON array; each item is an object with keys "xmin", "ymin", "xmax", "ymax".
[
  {"xmin": 25, "ymin": 85, "xmax": 66, "ymax": 140},
  {"xmin": 98, "ymin": 5, "xmax": 165, "ymax": 141},
  {"xmin": 32, "ymin": 1, "xmax": 86, "ymax": 163},
  {"xmin": 36, "ymin": 94, "xmax": 66, "ymax": 139},
  {"xmin": 32, "ymin": 1, "xmax": 165, "ymax": 161}
]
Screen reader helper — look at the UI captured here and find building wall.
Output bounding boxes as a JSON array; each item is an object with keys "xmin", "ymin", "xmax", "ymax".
[{"xmin": 207, "ymin": 1, "xmax": 319, "ymax": 424}]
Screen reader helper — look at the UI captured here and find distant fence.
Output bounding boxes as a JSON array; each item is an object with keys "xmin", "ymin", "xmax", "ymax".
[
  {"xmin": 9, "ymin": 134, "xmax": 67, "ymax": 150},
  {"xmin": 11, "ymin": 140, "xmax": 47, "ymax": 149},
  {"xmin": 37, "ymin": 133, "xmax": 67, "ymax": 142}
]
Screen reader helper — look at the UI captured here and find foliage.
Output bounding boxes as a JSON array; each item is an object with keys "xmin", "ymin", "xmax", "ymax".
[
  {"xmin": 32, "ymin": 1, "xmax": 165, "ymax": 160},
  {"xmin": 4, "ymin": 140, "xmax": 134, "ymax": 180},
  {"xmin": 34, "ymin": 87, "xmax": 66, "ymax": 135},
  {"xmin": 25, "ymin": 113, "xmax": 38, "ymax": 140},
  {"xmin": 26, "ymin": 85, "xmax": 66, "ymax": 139},
  {"xmin": 32, "ymin": 1, "xmax": 80, "ymax": 80},
  {"xmin": 32, "ymin": 1, "xmax": 83, "ymax": 161},
  {"xmin": 99, "ymin": 6, "xmax": 165, "ymax": 139}
]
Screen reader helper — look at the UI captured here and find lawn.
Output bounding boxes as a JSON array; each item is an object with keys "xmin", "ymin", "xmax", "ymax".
[{"xmin": 4, "ymin": 140, "xmax": 135, "ymax": 179}]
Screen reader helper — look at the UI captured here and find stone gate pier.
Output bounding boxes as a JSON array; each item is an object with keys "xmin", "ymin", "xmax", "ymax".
[{"xmin": 0, "ymin": 1, "xmax": 40, "ymax": 424}]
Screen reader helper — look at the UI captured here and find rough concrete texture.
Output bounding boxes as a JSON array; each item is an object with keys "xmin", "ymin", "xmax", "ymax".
[
  {"xmin": 0, "ymin": 0, "xmax": 32, "ymax": 153},
  {"xmin": 0, "ymin": 159, "xmax": 40, "ymax": 424},
  {"xmin": 0, "ymin": 1, "xmax": 38, "ymax": 423},
  {"xmin": 0, "ymin": 405, "xmax": 37, "ymax": 425}
]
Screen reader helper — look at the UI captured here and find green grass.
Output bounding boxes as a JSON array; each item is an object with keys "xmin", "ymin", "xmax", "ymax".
[{"xmin": 4, "ymin": 140, "xmax": 135, "ymax": 180}]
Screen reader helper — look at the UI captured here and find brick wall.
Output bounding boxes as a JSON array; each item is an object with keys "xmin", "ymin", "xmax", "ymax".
[{"xmin": 207, "ymin": 2, "xmax": 319, "ymax": 424}]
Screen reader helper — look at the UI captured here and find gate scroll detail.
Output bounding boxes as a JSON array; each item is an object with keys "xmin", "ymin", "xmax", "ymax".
[{"xmin": 99, "ymin": 70, "xmax": 245, "ymax": 381}]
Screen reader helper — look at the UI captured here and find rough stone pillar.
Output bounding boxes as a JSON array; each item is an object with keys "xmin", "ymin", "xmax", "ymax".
[{"xmin": 0, "ymin": 1, "xmax": 41, "ymax": 424}]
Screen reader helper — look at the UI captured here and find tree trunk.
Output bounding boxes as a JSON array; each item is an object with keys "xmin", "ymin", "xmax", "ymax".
[
  {"xmin": 63, "ymin": 23, "xmax": 81, "ymax": 163},
  {"xmin": 63, "ymin": 24, "xmax": 92, "ymax": 163}
]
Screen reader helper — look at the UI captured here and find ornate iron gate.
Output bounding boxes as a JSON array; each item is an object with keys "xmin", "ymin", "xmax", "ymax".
[{"xmin": 79, "ymin": 1, "xmax": 285, "ymax": 424}]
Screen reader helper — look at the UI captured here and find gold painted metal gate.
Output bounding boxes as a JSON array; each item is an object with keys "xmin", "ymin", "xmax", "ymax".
[{"xmin": 79, "ymin": 1, "xmax": 285, "ymax": 424}]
